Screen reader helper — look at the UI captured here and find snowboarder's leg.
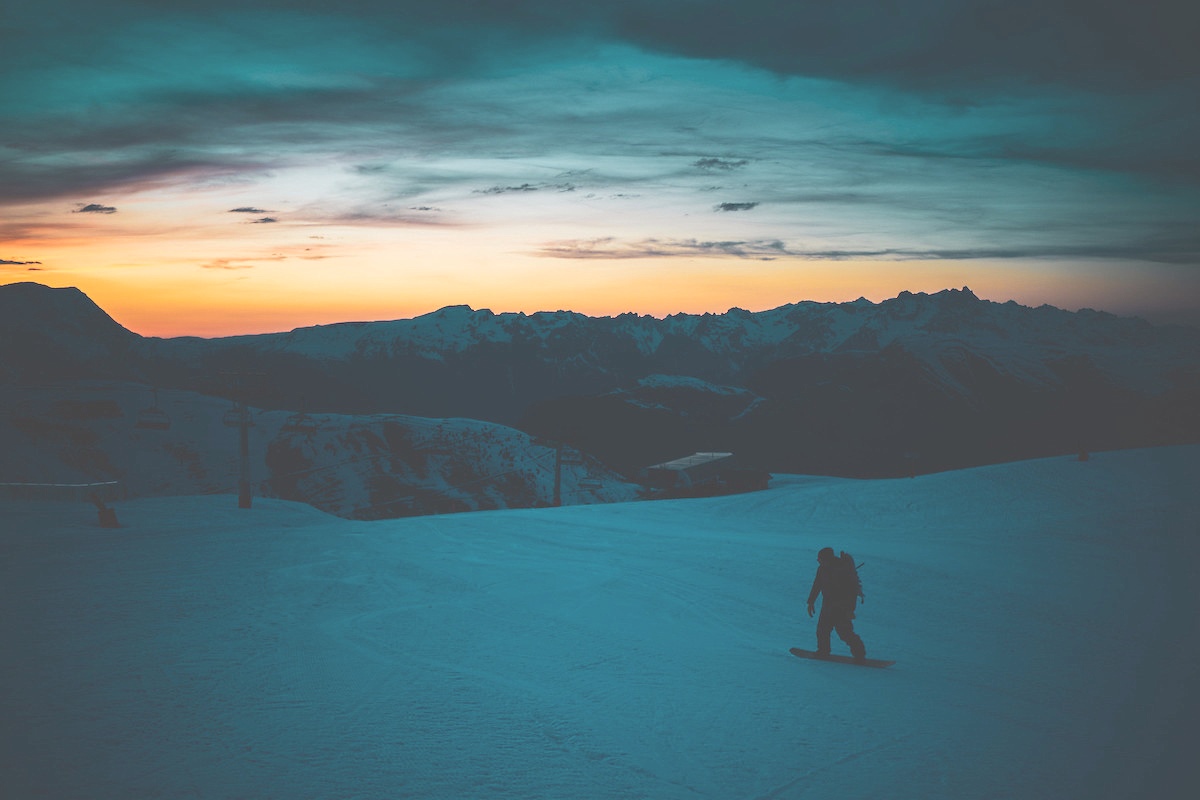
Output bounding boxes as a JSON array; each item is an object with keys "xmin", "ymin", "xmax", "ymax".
[
  {"xmin": 834, "ymin": 615, "xmax": 866, "ymax": 661},
  {"xmin": 815, "ymin": 606, "xmax": 834, "ymax": 654}
]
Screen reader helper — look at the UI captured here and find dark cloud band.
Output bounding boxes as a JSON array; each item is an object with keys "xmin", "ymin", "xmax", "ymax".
[
  {"xmin": 534, "ymin": 236, "xmax": 1200, "ymax": 265},
  {"xmin": 75, "ymin": 203, "xmax": 117, "ymax": 214}
]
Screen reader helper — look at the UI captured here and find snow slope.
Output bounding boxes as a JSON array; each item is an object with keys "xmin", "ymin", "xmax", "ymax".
[
  {"xmin": 0, "ymin": 382, "xmax": 640, "ymax": 518},
  {"xmin": 3, "ymin": 446, "xmax": 1198, "ymax": 799}
]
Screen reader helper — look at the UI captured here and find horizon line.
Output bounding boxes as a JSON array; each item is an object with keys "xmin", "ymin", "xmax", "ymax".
[{"xmin": 6, "ymin": 279, "xmax": 1193, "ymax": 341}]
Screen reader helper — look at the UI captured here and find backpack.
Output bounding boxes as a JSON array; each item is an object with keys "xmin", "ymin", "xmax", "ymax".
[{"xmin": 839, "ymin": 551, "xmax": 865, "ymax": 607}]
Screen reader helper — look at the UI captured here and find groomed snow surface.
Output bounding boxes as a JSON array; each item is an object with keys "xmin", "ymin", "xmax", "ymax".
[{"xmin": 4, "ymin": 446, "xmax": 1198, "ymax": 799}]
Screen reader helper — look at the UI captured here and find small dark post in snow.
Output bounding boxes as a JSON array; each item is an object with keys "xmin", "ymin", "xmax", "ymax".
[
  {"xmin": 238, "ymin": 404, "xmax": 251, "ymax": 509},
  {"xmin": 88, "ymin": 492, "xmax": 119, "ymax": 528},
  {"xmin": 222, "ymin": 372, "xmax": 260, "ymax": 510},
  {"xmin": 553, "ymin": 443, "xmax": 562, "ymax": 507}
]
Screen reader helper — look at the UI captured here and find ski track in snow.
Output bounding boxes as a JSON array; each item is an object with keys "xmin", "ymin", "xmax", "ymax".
[{"xmin": 2, "ymin": 445, "xmax": 1198, "ymax": 799}]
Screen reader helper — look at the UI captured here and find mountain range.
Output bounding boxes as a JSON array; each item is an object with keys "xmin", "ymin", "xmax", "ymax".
[{"xmin": 1, "ymin": 281, "xmax": 1196, "ymax": 513}]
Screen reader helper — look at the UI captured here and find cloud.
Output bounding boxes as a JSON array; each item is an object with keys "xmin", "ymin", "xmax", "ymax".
[
  {"xmin": 0, "ymin": 142, "xmax": 272, "ymax": 205},
  {"xmin": 1, "ymin": 258, "xmax": 42, "ymax": 265},
  {"xmin": 250, "ymin": 217, "xmax": 278, "ymax": 224},
  {"xmin": 532, "ymin": 236, "xmax": 1200, "ymax": 265},
  {"xmin": 715, "ymin": 202, "xmax": 759, "ymax": 212},
  {"xmin": 533, "ymin": 237, "xmax": 791, "ymax": 260},
  {"xmin": 229, "ymin": 207, "xmax": 270, "ymax": 214},
  {"xmin": 693, "ymin": 158, "xmax": 748, "ymax": 171},
  {"xmin": 0, "ymin": 79, "xmax": 416, "ymax": 204},
  {"xmin": 75, "ymin": 203, "xmax": 116, "ymax": 214},
  {"xmin": 609, "ymin": 2, "xmax": 1200, "ymax": 185},
  {"xmin": 293, "ymin": 204, "xmax": 471, "ymax": 229},
  {"xmin": 200, "ymin": 259, "xmax": 255, "ymax": 270},
  {"xmin": 613, "ymin": 1, "xmax": 1200, "ymax": 94},
  {"xmin": 23, "ymin": 1, "xmax": 1192, "ymax": 98},
  {"xmin": 476, "ymin": 184, "xmax": 540, "ymax": 195}
]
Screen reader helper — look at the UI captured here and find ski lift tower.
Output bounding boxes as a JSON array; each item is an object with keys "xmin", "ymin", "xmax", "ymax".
[
  {"xmin": 532, "ymin": 437, "xmax": 583, "ymax": 507},
  {"xmin": 554, "ymin": 444, "xmax": 584, "ymax": 507},
  {"xmin": 221, "ymin": 372, "xmax": 260, "ymax": 509}
]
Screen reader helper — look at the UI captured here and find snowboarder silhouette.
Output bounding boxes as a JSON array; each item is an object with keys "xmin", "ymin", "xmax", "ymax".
[{"xmin": 807, "ymin": 547, "xmax": 867, "ymax": 663}]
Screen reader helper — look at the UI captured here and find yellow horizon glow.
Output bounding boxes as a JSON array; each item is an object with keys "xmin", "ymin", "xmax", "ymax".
[{"xmin": 6, "ymin": 246, "xmax": 1183, "ymax": 338}]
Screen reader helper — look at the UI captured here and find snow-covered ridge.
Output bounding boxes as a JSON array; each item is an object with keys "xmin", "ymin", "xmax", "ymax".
[
  {"xmin": 4, "ymin": 283, "xmax": 1194, "ymax": 398},
  {"xmin": 138, "ymin": 286, "xmax": 1195, "ymax": 395}
]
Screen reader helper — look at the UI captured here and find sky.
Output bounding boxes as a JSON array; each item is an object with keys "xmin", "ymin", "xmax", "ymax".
[{"xmin": 2, "ymin": 0, "xmax": 1198, "ymax": 337}]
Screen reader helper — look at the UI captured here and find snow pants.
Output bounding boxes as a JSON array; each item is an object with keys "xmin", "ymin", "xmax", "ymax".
[{"xmin": 816, "ymin": 605, "xmax": 865, "ymax": 659}]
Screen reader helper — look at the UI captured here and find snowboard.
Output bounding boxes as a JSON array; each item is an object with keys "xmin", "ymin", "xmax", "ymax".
[{"xmin": 789, "ymin": 647, "xmax": 895, "ymax": 668}]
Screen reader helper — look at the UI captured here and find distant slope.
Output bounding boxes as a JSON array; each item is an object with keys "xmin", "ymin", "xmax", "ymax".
[
  {"xmin": 0, "ymin": 382, "xmax": 640, "ymax": 518},
  {"xmin": 3, "ymin": 445, "xmax": 1197, "ymax": 799},
  {"xmin": 133, "ymin": 288, "xmax": 1199, "ymax": 421},
  {"xmin": 2, "ymin": 282, "xmax": 1197, "ymax": 479}
]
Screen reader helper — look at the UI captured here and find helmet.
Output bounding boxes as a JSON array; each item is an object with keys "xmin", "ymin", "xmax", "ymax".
[{"xmin": 817, "ymin": 547, "xmax": 836, "ymax": 563}]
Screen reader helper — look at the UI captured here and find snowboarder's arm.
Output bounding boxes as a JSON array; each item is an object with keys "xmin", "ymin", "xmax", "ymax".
[{"xmin": 806, "ymin": 572, "xmax": 822, "ymax": 615}]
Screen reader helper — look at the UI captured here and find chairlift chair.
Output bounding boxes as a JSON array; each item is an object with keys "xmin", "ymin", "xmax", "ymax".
[
  {"xmin": 135, "ymin": 406, "xmax": 171, "ymax": 430},
  {"xmin": 281, "ymin": 413, "xmax": 319, "ymax": 434},
  {"xmin": 222, "ymin": 406, "xmax": 254, "ymax": 427},
  {"xmin": 135, "ymin": 388, "xmax": 171, "ymax": 430}
]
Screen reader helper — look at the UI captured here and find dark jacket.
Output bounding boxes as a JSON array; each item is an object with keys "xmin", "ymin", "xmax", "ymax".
[{"xmin": 807, "ymin": 559, "xmax": 858, "ymax": 612}]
